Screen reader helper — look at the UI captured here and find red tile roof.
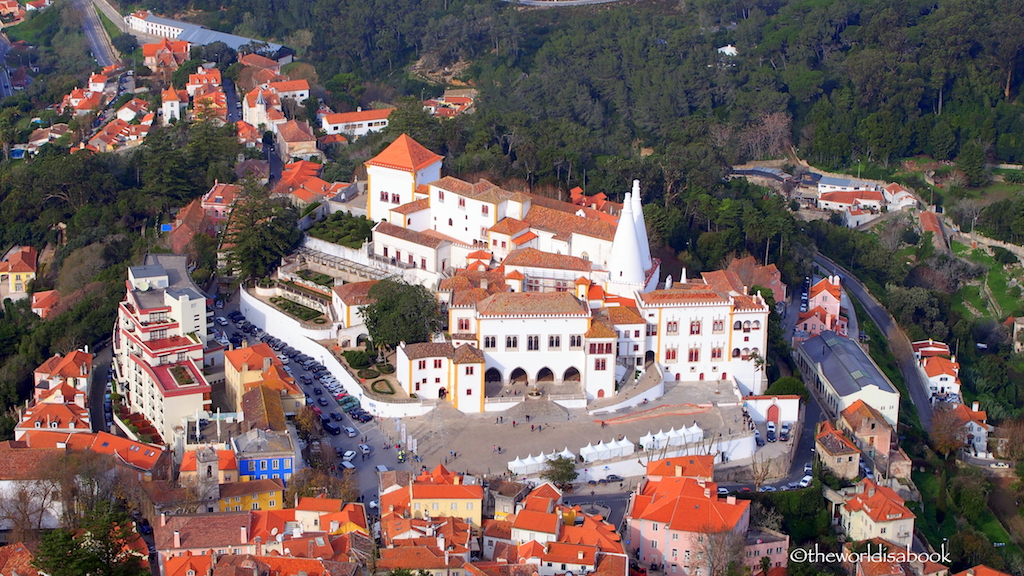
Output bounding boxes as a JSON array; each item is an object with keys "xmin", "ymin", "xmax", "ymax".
[
  {"xmin": 630, "ymin": 477, "xmax": 748, "ymax": 533},
  {"xmin": 0, "ymin": 542, "xmax": 39, "ymax": 576},
  {"xmin": 333, "ymin": 280, "xmax": 379, "ymax": 306},
  {"xmin": 375, "ymin": 221, "xmax": 446, "ymax": 248},
  {"xmin": 180, "ymin": 449, "xmax": 237, "ymax": 472},
  {"xmin": 911, "ymin": 340, "xmax": 950, "ymax": 357},
  {"xmin": 842, "ymin": 478, "xmax": 914, "ymax": 523},
  {"xmin": 523, "ymin": 205, "xmax": 616, "ymax": 241},
  {"xmin": 503, "ymin": 247, "xmax": 591, "ymax": 271},
  {"xmin": 819, "ymin": 190, "xmax": 884, "ymax": 205},
  {"xmin": 646, "ymin": 455, "xmax": 715, "ymax": 479},
  {"xmin": 164, "ymin": 551, "xmax": 212, "ymax": 576},
  {"xmin": 809, "ymin": 277, "xmax": 841, "ymax": 300},
  {"xmin": 1, "ymin": 245, "xmax": 37, "ymax": 273},
  {"xmin": 269, "ymin": 79, "xmax": 309, "ymax": 93},
  {"xmin": 476, "ymin": 292, "xmax": 589, "ymax": 317},
  {"xmin": 325, "ymin": 107, "xmax": 397, "ymax": 125},
  {"xmin": 920, "ymin": 211, "xmax": 943, "ymax": 235},
  {"xmin": 951, "ymin": 567, "xmax": 1013, "ymax": 576},
  {"xmin": 815, "ymin": 421, "xmax": 859, "ymax": 455},
  {"xmin": 922, "ymin": 356, "xmax": 959, "ymax": 378},
  {"xmin": 511, "ymin": 509, "xmax": 559, "ymax": 534},
  {"xmin": 366, "ymin": 133, "xmax": 442, "ymax": 172}
]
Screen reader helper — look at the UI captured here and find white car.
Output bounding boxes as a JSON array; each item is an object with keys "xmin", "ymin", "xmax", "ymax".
[
  {"xmin": 991, "ymin": 462, "xmax": 1011, "ymax": 469},
  {"xmin": 798, "ymin": 475, "xmax": 813, "ymax": 488},
  {"xmin": 759, "ymin": 485, "xmax": 776, "ymax": 493},
  {"xmin": 342, "ymin": 450, "xmax": 357, "ymax": 462},
  {"xmin": 215, "ymin": 316, "xmax": 228, "ymax": 326}
]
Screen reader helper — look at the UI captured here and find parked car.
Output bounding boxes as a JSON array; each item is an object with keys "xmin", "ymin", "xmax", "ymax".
[
  {"xmin": 215, "ymin": 316, "xmax": 228, "ymax": 326},
  {"xmin": 313, "ymin": 387, "xmax": 322, "ymax": 395},
  {"xmin": 804, "ymin": 462, "xmax": 813, "ymax": 474},
  {"xmin": 330, "ymin": 412, "xmax": 343, "ymax": 421},
  {"xmin": 342, "ymin": 450, "xmax": 357, "ymax": 462},
  {"xmin": 358, "ymin": 443, "xmax": 372, "ymax": 454},
  {"xmin": 317, "ymin": 397, "xmax": 329, "ymax": 406},
  {"xmin": 324, "ymin": 422, "xmax": 341, "ymax": 435},
  {"xmin": 606, "ymin": 474, "xmax": 624, "ymax": 482},
  {"xmin": 345, "ymin": 427, "xmax": 358, "ymax": 438},
  {"xmin": 355, "ymin": 413, "xmax": 373, "ymax": 423},
  {"xmin": 717, "ymin": 487, "xmax": 729, "ymax": 495},
  {"xmin": 767, "ymin": 429, "xmax": 776, "ymax": 442},
  {"xmin": 798, "ymin": 475, "xmax": 813, "ymax": 488},
  {"xmin": 991, "ymin": 462, "xmax": 1011, "ymax": 469},
  {"xmin": 758, "ymin": 485, "xmax": 776, "ymax": 493}
]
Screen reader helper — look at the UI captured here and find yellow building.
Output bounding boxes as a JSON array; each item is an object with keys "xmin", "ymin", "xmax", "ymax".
[
  {"xmin": 0, "ymin": 246, "xmax": 37, "ymax": 293},
  {"xmin": 380, "ymin": 465, "xmax": 485, "ymax": 528},
  {"xmin": 218, "ymin": 478, "xmax": 285, "ymax": 512},
  {"xmin": 224, "ymin": 343, "xmax": 304, "ymax": 416}
]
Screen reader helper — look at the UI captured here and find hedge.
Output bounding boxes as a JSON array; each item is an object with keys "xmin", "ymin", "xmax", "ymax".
[
  {"xmin": 371, "ymin": 379, "xmax": 395, "ymax": 394},
  {"xmin": 358, "ymin": 369, "xmax": 380, "ymax": 379}
]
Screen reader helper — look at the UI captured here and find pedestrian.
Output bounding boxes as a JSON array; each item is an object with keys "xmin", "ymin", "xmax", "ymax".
[
  {"xmin": 454, "ymin": 452, "xmax": 457, "ymax": 458},
  {"xmin": 496, "ymin": 418, "xmax": 499, "ymax": 424},
  {"xmin": 526, "ymin": 414, "xmax": 530, "ymax": 422},
  {"xmin": 531, "ymin": 424, "xmax": 535, "ymax": 432},
  {"xmin": 512, "ymin": 420, "xmax": 516, "ymax": 428},
  {"xmin": 445, "ymin": 457, "xmax": 448, "ymax": 464},
  {"xmin": 450, "ymin": 450, "xmax": 455, "ymax": 457},
  {"xmin": 493, "ymin": 444, "xmax": 497, "ymax": 452},
  {"xmin": 538, "ymin": 425, "xmax": 542, "ymax": 431}
]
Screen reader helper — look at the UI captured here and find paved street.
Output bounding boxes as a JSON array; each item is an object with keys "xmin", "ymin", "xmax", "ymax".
[
  {"xmin": 71, "ymin": 0, "xmax": 116, "ymax": 67},
  {"xmin": 813, "ymin": 253, "xmax": 933, "ymax": 430},
  {"xmin": 88, "ymin": 345, "xmax": 112, "ymax": 432}
]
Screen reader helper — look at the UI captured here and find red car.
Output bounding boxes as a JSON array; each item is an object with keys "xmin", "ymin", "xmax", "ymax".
[{"xmin": 312, "ymin": 406, "xmax": 322, "ymax": 415}]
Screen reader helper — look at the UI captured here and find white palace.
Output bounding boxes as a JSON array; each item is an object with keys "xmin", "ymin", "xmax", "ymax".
[{"xmin": 355, "ymin": 135, "xmax": 771, "ymax": 412}]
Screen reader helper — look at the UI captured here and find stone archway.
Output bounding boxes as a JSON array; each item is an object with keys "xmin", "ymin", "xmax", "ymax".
[
  {"xmin": 510, "ymin": 368, "xmax": 529, "ymax": 385},
  {"xmin": 645, "ymin": 350, "xmax": 656, "ymax": 365},
  {"xmin": 563, "ymin": 367, "xmax": 581, "ymax": 382},
  {"xmin": 537, "ymin": 367, "xmax": 555, "ymax": 384},
  {"xmin": 484, "ymin": 368, "xmax": 503, "ymax": 396}
]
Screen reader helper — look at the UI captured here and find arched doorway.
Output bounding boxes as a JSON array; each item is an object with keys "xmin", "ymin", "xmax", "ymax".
[
  {"xmin": 699, "ymin": 373, "xmax": 704, "ymax": 381},
  {"xmin": 766, "ymin": 404, "xmax": 780, "ymax": 424},
  {"xmin": 340, "ymin": 339, "xmax": 351, "ymax": 348},
  {"xmin": 597, "ymin": 389, "xmax": 605, "ymax": 398},
  {"xmin": 563, "ymin": 367, "xmax": 581, "ymax": 382},
  {"xmin": 537, "ymin": 367, "xmax": 554, "ymax": 383},
  {"xmin": 675, "ymin": 373, "xmax": 680, "ymax": 381},
  {"xmin": 485, "ymin": 368, "xmax": 502, "ymax": 383},
  {"xmin": 439, "ymin": 388, "xmax": 448, "ymax": 399},
  {"xmin": 510, "ymin": 368, "xmax": 528, "ymax": 385},
  {"xmin": 645, "ymin": 350, "xmax": 656, "ymax": 365}
]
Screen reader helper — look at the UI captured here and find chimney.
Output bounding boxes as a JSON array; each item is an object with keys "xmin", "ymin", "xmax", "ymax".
[
  {"xmin": 973, "ymin": 401, "xmax": 980, "ymax": 412},
  {"xmin": 578, "ymin": 551, "xmax": 585, "ymax": 561},
  {"xmin": 674, "ymin": 465, "xmax": 682, "ymax": 477},
  {"xmin": 173, "ymin": 530, "xmax": 181, "ymax": 548},
  {"xmin": 161, "ymin": 512, "xmax": 168, "ymax": 527},
  {"xmin": 727, "ymin": 495, "xmax": 736, "ymax": 505},
  {"xmin": 240, "ymin": 525, "xmax": 247, "ymax": 543},
  {"xmin": 264, "ymin": 357, "xmax": 271, "ymax": 371},
  {"xmin": 254, "ymin": 536, "xmax": 262, "ymax": 556},
  {"xmin": 704, "ymin": 488, "xmax": 711, "ymax": 498}
]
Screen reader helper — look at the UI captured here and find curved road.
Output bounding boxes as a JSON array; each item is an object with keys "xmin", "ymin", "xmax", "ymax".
[
  {"xmin": 814, "ymin": 253, "xmax": 933, "ymax": 431},
  {"xmin": 506, "ymin": 0, "xmax": 625, "ymax": 6}
]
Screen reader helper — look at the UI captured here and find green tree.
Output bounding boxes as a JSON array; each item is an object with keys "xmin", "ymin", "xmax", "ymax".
[
  {"xmin": 957, "ymin": 141, "xmax": 988, "ymax": 187},
  {"xmin": 171, "ymin": 59, "xmax": 204, "ymax": 89},
  {"xmin": 111, "ymin": 34, "xmax": 138, "ymax": 55},
  {"xmin": 540, "ymin": 456, "xmax": 578, "ymax": 486},
  {"xmin": 764, "ymin": 377, "xmax": 809, "ymax": 400},
  {"xmin": 221, "ymin": 181, "xmax": 301, "ymax": 284},
  {"xmin": 363, "ymin": 279, "xmax": 443, "ymax": 353},
  {"xmin": 33, "ymin": 502, "xmax": 148, "ymax": 576},
  {"xmin": 930, "ymin": 121, "xmax": 957, "ymax": 160}
]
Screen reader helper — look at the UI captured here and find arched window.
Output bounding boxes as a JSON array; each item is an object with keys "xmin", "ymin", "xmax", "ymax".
[
  {"xmin": 732, "ymin": 348, "xmax": 740, "ymax": 358},
  {"xmin": 448, "ymin": 218, "xmax": 453, "ymax": 226},
  {"xmin": 752, "ymin": 320, "xmax": 761, "ymax": 330},
  {"xmin": 206, "ymin": 465, "xmax": 213, "ymax": 478},
  {"xmin": 581, "ymin": 252, "xmax": 590, "ymax": 262},
  {"xmin": 733, "ymin": 321, "xmax": 742, "ymax": 330}
]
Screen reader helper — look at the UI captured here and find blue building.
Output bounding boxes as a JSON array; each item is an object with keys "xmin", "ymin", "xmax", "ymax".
[{"xmin": 232, "ymin": 428, "xmax": 296, "ymax": 484}]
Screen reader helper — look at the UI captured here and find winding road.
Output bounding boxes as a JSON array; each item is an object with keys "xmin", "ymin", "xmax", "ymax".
[{"xmin": 813, "ymin": 253, "xmax": 933, "ymax": 431}]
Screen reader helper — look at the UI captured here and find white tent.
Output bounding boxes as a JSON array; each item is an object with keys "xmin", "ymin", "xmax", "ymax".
[
  {"xmin": 653, "ymin": 429, "xmax": 670, "ymax": 450},
  {"xmin": 525, "ymin": 454, "xmax": 548, "ymax": 474},
  {"xmin": 559, "ymin": 447, "xmax": 576, "ymax": 460},
  {"xmin": 614, "ymin": 437, "xmax": 635, "ymax": 456},
  {"xmin": 639, "ymin": 432, "xmax": 656, "ymax": 451},
  {"xmin": 666, "ymin": 427, "xmax": 686, "ymax": 446},
  {"xmin": 508, "ymin": 456, "xmax": 527, "ymax": 475},
  {"xmin": 687, "ymin": 423, "xmax": 704, "ymax": 443},
  {"xmin": 592, "ymin": 440, "xmax": 613, "ymax": 461},
  {"xmin": 579, "ymin": 443, "xmax": 597, "ymax": 462}
]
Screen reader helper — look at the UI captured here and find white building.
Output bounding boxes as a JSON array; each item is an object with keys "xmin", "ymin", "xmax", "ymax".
[
  {"xmin": 112, "ymin": 254, "xmax": 213, "ymax": 442},
  {"xmin": 365, "ymin": 134, "xmax": 443, "ymax": 223},
  {"xmin": 321, "ymin": 108, "xmax": 395, "ymax": 138},
  {"xmin": 832, "ymin": 478, "xmax": 915, "ymax": 549},
  {"xmin": 161, "ymin": 87, "xmax": 187, "ymax": 125},
  {"xmin": 269, "ymin": 79, "xmax": 309, "ymax": 102},
  {"xmin": 921, "ymin": 355, "xmax": 961, "ymax": 401},
  {"xmin": 795, "ymin": 331, "xmax": 900, "ymax": 428}
]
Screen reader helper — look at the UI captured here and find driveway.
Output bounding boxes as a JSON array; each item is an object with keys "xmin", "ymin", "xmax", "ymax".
[{"xmin": 814, "ymin": 253, "xmax": 933, "ymax": 430}]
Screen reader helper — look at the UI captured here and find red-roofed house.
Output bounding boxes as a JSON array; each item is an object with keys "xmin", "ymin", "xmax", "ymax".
[
  {"xmin": 834, "ymin": 478, "xmax": 915, "ymax": 548},
  {"xmin": 117, "ymin": 97, "xmax": 150, "ymax": 123},
  {"xmin": 268, "ymin": 79, "xmax": 309, "ymax": 101},
  {"xmin": 185, "ymin": 66, "xmax": 222, "ymax": 97},
  {"xmin": 0, "ymin": 245, "xmax": 37, "ymax": 292},
  {"xmin": 645, "ymin": 455, "xmax": 715, "ymax": 481},
  {"xmin": 364, "ymin": 134, "xmax": 443, "ymax": 221},
  {"xmin": 952, "ymin": 566, "xmax": 1012, "ymax": 576},
  {"xmin": 161, "ymin": 87, "xmax": 188, "ymax": 124},
  {"xmin": 179, "ymin": 449, "xmax": 238, "ymax": 483},
  {"xmin": 31, "ymin": 289, "xmax": 60, "ymax": 319},
  {"xmin": 815, "ymin": 421, "xmax": 860, "ymax": 479},
  {"xmin": 168, "ymin": 199, "xmax": 215, "ymax": 255},
  {"xmin": 164, "ymin": 550, "xmax": 213, "ymax": 576},
  {"xmin": 0, "ymin": 542, "xmax": 40, "ymax": 576},
  {"xmin": 201, "ymin": 181, "xmax": 241, "ymax": 226},
  {"xmin": 143, "ymin": 38, "xmax": 189, "ymax": 70},
  {"xmin": 911, "ymin": 339, "xmax": 950, "ymax": 360},
  {"xmin": 818, "ymin": 190, "xmax": 885, "ymax": 211},
  {"xmin": 921, "ymin": 355, "xmax": 961, "ymax": 400},
  {"xmin": 224, "ymin": 343, "xmax": 303, "ymax": 416},
  {"xmin": 946, "ymin": 402, "xmax": 992, "ymax": 457},
  {"xmin": 627, "ymin": 476, "xmax": 759, "ymax": 571},
  {"xmin": 321, "ymin": 107, "xmax": 395, "ymax": 138},
  {"xmin": 33, "ymin": 349, "xmax": 92, "ymax": 397},
  {"xmin": 275, "ymin": 119, "xmax": 321, "ymax": 162}
]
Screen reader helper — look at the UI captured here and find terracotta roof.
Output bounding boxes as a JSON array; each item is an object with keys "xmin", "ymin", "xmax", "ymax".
[
  {"xmin": 819, "ymin": 190, "xmax": 884, "ymax": 205},
  {"xmin": 154, "ymin": 512, "xmax": 252, "ymax": 551},
  {"xmin": 375, "ymin": 221, "xmax": 446, "ymax": 248},
  {"xmin": 333, "ymin": 280, "xmax": 379, "ymax": 306},
  {"xmin": 815, "ymin": 421, "xmax": 859, "ymax": 455},
  {"xmin": 0, "ymin": 542, "xmax": 39, "ymax": 576},
  {"xmin": 411, "ymin": 483, "xmax": 484, "ymax": 500},
  {"xmin": 224, "ymin": 343, "xmax": 281, "ymax": 373},
  {"xmin": 277, "ymin": 119, "xmax": 316, "ymax": 143},
  {"xmin": 269, "ymin": 79, "xmax": 309, "ymax": 93},
  {"xmin": 840, "ymin": 400, "xmax": 888, "ymax": 431},
  {"xmin": 1, "ymin": 246, "xmax": 37, "ymax": 273},
  {"xmin": 325, "ymin": 107, "xmax": 396, "ymax": 125},
  {"xmin": 922, "ymin": 356, "xmax": 959, "ymax": 378},
  {"xmin": 391, "ymin": 198, "xmax": 430, "ymax": 215},
  {"xmin": 911, "ymin": 340, "xmax": 950, "ymax": 357},
  {"xmin": 637, "ymin": 285, "xmax": 730, "ymax": 305},
  {"xmin": 585, "ymin": 319, "xmax": 617, "ymax": 339},
  {"xmin": 34, "ymin": 350, "xmax": 92, "ymax": 380},
  {"xmin": 490, "ymin": 218, "xmax": 530, "ymax": 235},
  {"xmin": 809, "ymin": 278, "xmax": 841, "ymax": 300},
  {"xmin": 451, "ymin": 345, "xmax": 485, "ymax": 364},
  {"xmin": 180, "ymin": 449, "xmax": 237, "ymax": 472},
  {"xmin": 523, "ymin": 205, "xmax": 616, "ymax": 241},
  {"xmin": 378, "ymin": 546, "xmax": 463, "ymax": 571},
  {"xmin": 605, "ymin": 306, "xmax": 644, "ymax": 325},
  {"xmin": 297, "ymin": 495, "xmax": 346, "ymax": 513},
  {"xmin": 402, "ymin": 342, "xmax": 454, "ymax": 360},
  {"xmin": 543, "ymin": 542, "xmax": 597, "ymax": 565},
  {"xmin": 16, "ymin": 402, "xmax": 90, "ymax": 431},
  {"xmin": 947, "ymin": 403, "xmax": 989, "ymax": 428},
  {"xmin": 504, "ymin": 270, "xmax": 524, "ymax": 281},
  {"xmin": 630, "ymin": 476, "xmax": 748, "ymax": 533},
  {"xmin": 503, "ymin": 248, "xmax": 591, "ymax": 272},
  {"xmin": 164, "ymin": 551, "xmax": 212, "ymax": 576},
  {"xmin": 359, "ymin": 133, "xmax": 439, "ymax": 171},
  {"xmin": 0, "ymin": 441, "xmax": 63, "ymax": 480},
  {"xmin": 511, "ymin": 509, "xmax": 559, "ymax": 534},
  {"xmin": 239, "ymin": 53, "xmax": 279, "ymax": 70},
  {"xmin": 646, "ymin": 455, "xmax": 715, "ymax": 479},
  {"xmin": 510, "ymin": 231, "xmax": 538, "ymax": 245},
  {"xmin": 219, "ymin": 477, "xmax": 284, "ymax": 500},
  {"xmin": 920, "ymin": 211, "xmax": 943, "ymax": 235},
  {"xmin": 843, "ymin": 478, "xmax": 914, "ymax": 523},
  {"xmin": 477, "ymin": 292, "xmax": 588, "ymax": 317},
  {"xmin": 241, "ymin": 384, "xmax": 288, "ymax": 431}
]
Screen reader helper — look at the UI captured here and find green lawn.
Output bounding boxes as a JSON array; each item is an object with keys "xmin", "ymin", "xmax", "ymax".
[
  {"xmin": 6, "ymin": 8, "xmax": 60, "ymax": 44},
  {"xmin": 955, "ymin": 246, "xmax": 1024, "ymax": 317},
  {"xmin": 952, "ymin": 285, "xmax": 990, "ymax": 318},
  {"xmin": 952, "ymin": 240, "xmax": 971, "ymax": 255}
]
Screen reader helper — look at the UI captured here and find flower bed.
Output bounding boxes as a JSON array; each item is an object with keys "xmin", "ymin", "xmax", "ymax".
[
  {"xmin": 376, "ymin": 363, "xmax": 395, "ymax": 374},
  {"xmin": 371, "ymin": 379, "xmax": 395, "ymax": 394},
  {"xmin": 357, "ymin": 369, "xmax": 380, "ymax": 379}
]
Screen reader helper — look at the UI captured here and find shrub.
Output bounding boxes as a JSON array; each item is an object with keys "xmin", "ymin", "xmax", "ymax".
[
  {"xmin": 376, "ymin": 363, "xmax": 395, "ymax": 374},
  {"xmin": 313, "ymin": 317, "xmax": 327, "ymax": 324},
  {"xmin": 371, "ymin": 379, "xmax": 395, "ymax": 394},
  {"xmin": 992, "ymin": 246, "xmax": 1018, "ymax": 265},
  {"xmin": 1005, "ymin": 170, "xmax": 1024, "ymax": 184},
  {"xmin": 343, "ymin": 350, "xmax": 371, "ymax": 368},
  {"xmin": 358, "ymin": 369, "xmax": 380, "ymax": 379}
]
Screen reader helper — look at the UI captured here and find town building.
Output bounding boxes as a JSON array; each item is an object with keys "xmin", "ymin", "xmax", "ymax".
[
  {"xmin": 0, "ymin": 245, "xmax": 37, "ymax": 293},
  {"xmin": 30, "ymin": 289, "xmax": 60, "ymax": 319},
  {"xmin": 379, "ymin": 464, "xmax": 485, "ymax": 528},
  {"xmin": 33, "ymin": 349, "xmax": 92, "ymax": 399},
  {"xmin": 831, "ymin": 478, "xmax": 915, "ymax": 549},
  {"xmin": 947, "ymin": 402, "xmax": 992, "ymax": 458},
  {"xmin": 113, "ymin": 254, "xmax": 213, "ymax": 443},
  {"xmin": 321, "ymin": 108, "xmax": 395, "ymax": 138},
  {"xmin": 142, "ymin": 38, "xmax": 189, "ymax": 70},
  {"xmin": 218, "ymin": 478, "xmax": 285, "ymax": 512},
  {"xmin": 232, "ymin": 427, "xmax": 295, "ymax": 483},
  {"xmin": 815, "ymin": 420, "xmax": 861, "ymax": 479},
  {"xmin": 223, "ymin": 343, "xmax": 303, "ymax": 417},
  {"xmin": 161, "ymin": 87, "xmax": 188, "ymax": 124},
  {"xmin": 124, "ymin": 11, "xmax": 290, "ymax": 61},
  {"xmin": 922, "ymin": 355, "xmax": 961, "ymax": 403},
  {"xmin": 796, "ymin": 331, "xmax": 900, "ymax": 428}
]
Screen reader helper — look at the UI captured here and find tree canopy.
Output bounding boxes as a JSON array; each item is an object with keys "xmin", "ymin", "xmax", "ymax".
[
  {"xmin": 540, "ymin": 456, "xmax": 578, "ymax": 486},
  {"xmin": 221, "ymin": 181, "xmax": 301, "ymax": 284},
  {"xmin": 33, "ymin": 502, "xmax": 148, "ymax": 576},
  {"xmin": 363, "ymin": 279, "xmax": 443, "ymax": 352}
]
